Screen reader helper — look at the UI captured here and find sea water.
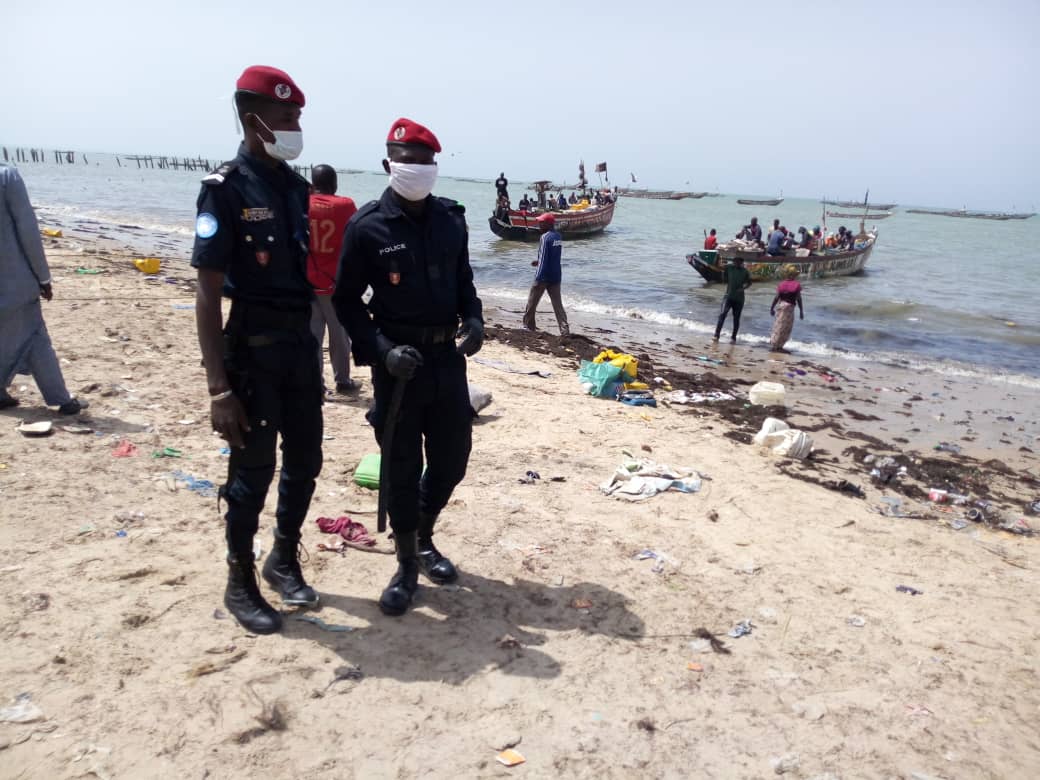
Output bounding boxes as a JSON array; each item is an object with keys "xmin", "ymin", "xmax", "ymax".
[{"xmin": 15, "ymin": 152, "xmax": 1039, "ymax": 383}]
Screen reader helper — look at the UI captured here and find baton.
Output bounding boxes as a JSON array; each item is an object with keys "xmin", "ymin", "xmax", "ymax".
[{"xmin": 377, "ymin": 377, "xmax": 408, "ymax": 533}]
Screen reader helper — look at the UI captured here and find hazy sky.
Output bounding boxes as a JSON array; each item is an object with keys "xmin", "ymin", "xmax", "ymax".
[{"xmin": 4, "ymin": 0, "xmax": 1038, "ymax": 208}]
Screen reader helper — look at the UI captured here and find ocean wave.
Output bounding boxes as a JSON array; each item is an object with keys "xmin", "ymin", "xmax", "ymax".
[{"xmin": 480, "ymin": 286, "xmax": 1040, "ymax": 389}]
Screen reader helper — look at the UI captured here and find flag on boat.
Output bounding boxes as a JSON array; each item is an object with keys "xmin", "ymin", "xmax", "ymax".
[{"xmin": 595, "ymin": 162, "xmax": 608, "ymax": 173}]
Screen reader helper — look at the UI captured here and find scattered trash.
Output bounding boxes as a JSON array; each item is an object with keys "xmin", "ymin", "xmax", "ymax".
[
  {"xmin": 133, "ymin": 257, "xmax": 161, "ymax": 274},
  {"xmin": 748, "ymin": 381, "xmax": 786, "ymax": 406},
  {"xmin": 695, "ymin": 355, "xmax": 725, "ymax": 366},
  {"xmin": 869, "ymin": 456, "xmax": 902, "ymax": 484},
  {"xmin": 600, "ymin": 455, "xmax": 704, "ymax": 501},
  {"xmin": 1026, "ymin": 499, "xmax": 1040, "ymax": 516},
  {"xmin": 519, "ymin": 470, "xmax": 540, "ymax": 485},
  {"xmin": 169, "ymin": 470, "xmax": 217, "ymax": 497},
  {"xmin": 295, "ymin": 615, "xmax": 354, "ymax": 633},
  {"xmin": 112, "ymin": 440, "xmax": 138, "ymax": 458},
  {"xmin": 17, "ymin": 421, "xmax": 53, "ymax": 437},
  {"xmin": 934, "ymin": 441, "xmax": 962, "ymax": 455},
  {"xmin": 686, "ymin": 661, "xmax": 704, "ymax": 672},
  {"xmin": 41, "ymin": 227, "xmax": 63, "ymax": 238},
  {"xmin": 62, "ymin": 424, "xmax": 93, "ymax": 435},
  {"xmin": 77, "ymin": 524, "xmax": 96, "ymax": 536},
  {"xmin": 829, "ymin": 480, "xmax": 865, "ymax": 498},
  {"xmin": 178, "ymin": 418, "xmax": 197, "ymax": 425},
  {"xmin": 998, "ymin": 517, "xmax": 1034, "ymax": 536},
  {"xmin": 151, "ymin": 446, "xmax": 182, "ymax": 459},
  {"xmin": 570, "ymin": 598, "xmax": 593, "ymax": 610},
  {"xmin": 633, "ymin": 549, "xmax": 674, "ymax": 573},
  {"xmin": 188, "ymin": 650, "xmax": 248, "ymax": 677},
  {"xmin": 468, "ymin": 383, "xmax": 493, "ymax": 415},
  {"xmin": 0, "ymin": 694, "xmax": 44, "ymax": 724},
  {"xmin": 752, "ymin": 417, "xmax": 813, "ymax": 459},
  {"xmin": 771, "ymin": 753, "xmax": 800, "ymax": 775},
  {"xmin": 496, "ymin": 749, "xmax": 526, "ymax": 767},
  {"xmin": 728, "ymin": 619, "xmax": 754, "ymax": 638},
  {"xmin": 219, "ymin": 447, "xmax": 231, "ymax": 455},
  {"xmin": 74, "ymin": 267, "xmax": 103, "ymax": 274},
  {"xmin": 213, "ymin": 609, "xmax": 228, "ymax": 620},
  {"xmin": 114, "ymin": 530, "xmax": 128, "ymax": 538},
  {"xmin": 353, "ymin": 453, "xmax": 381, "ymax": 489},
  {"xmin": 660, "ymin": 389, "xmax": 734, "ymax": 404},
  {"xmin": 618, "ymin": 388, "xmax": 657, "ymax": 407},
  {"xmin": 896, "ymin": 585, "xmax": 923, "ymax": 596},
  {"xmin": 949, "ymin": 518, "xmax": 969, "ymax": 531},
  {"xmin": 472, "ymin": 356, "xmax": 551, "ymax": 378},
  {"xmin": 171, "ymin": 303, "xmax": 195, "ymax": 310},
  {"xmin": 846, "ymin": 615, "xmax": 866, "ymax": 628},
  {"xmin": 496, "ymin": 634, "xmax": 522, "ymax": 649}
]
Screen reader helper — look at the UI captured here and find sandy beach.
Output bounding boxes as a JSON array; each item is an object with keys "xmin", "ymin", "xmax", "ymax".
[{"xmin": 2, "ymin": 231, "xmax": 1039, "ymax": 778}]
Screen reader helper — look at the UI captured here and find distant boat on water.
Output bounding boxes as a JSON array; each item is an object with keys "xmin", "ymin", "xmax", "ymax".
[
  {"xmin": 619, "ymin": 188, "xmax": 682, "ymax": 200},
  {"xmin": 905, "ymin": 208, "xmax": 1036, "ymax": 221},
  {"xmin": 827, "ymin": 210, "xmax": 893, "ymax": 220},
  {"xmin": 823, "ymin": 197, "xmax": 897, "ymax": 210},
  {"xmin": 737, "ymin": 192, "xmax": 783, "ymax": 206}
]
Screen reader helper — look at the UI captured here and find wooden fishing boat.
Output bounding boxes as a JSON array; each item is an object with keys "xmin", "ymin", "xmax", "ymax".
[
  {"xmin": 823, "ymin": 198, "xmax": 897, "ymax": 210},
  {"xmin": 827, "ymin": 210, "xmax": 893, "ymax": 220},
  {"xmin": 489, "ymin": 201, "xmax": 616, "ymax": 242},
  {"xmin": 737, "ymin": 196, "xmax": 784, "ymax": 206},
  {"xmin": 618, "ymin": 188, "xmax": 678, "ymax": 200},
  {"xmin": 905, "ymin": 208, "xmax": 1036, "ymax": 221},
  {"xmin": 686, "ymin": 229, "xmax": 878, "ymax": 283}
]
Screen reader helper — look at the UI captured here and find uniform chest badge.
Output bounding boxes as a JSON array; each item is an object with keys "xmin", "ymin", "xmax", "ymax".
[
  {"xmin": 241, "ymin": 207, "xmax": 275, "ymax": 222},
  {"xmin": 255, "ymin": 250, "xmax": 271, "ymax": 267},
  {"xmin": 389, "ymin": 272, "xmax": 401, "ymax": 285}
]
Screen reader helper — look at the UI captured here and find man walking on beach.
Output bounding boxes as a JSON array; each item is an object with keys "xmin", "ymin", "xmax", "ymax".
[
  {"xmin": 713, "ymin": 256, "xmax": 752, "ymax": 342},
  {"xmin": 522, "ymin": 213, "xmax": 570, "ymax": 336},
  {"xmin": 0, "ymin": 164, "xmax": 84, "ymax": 414},
  {"xmin": 307, "ymin": 164, "xmax": 358, "ymax": 395},
  {"xmin": 191, "ymin": 65, "xmax": 322, "ymax": 634},
  {"xmin": 333, "ymin": 118, "xmax": 484, "ymax": 616}
]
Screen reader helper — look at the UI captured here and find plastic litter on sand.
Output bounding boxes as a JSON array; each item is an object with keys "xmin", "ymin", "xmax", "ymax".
[
  {"xmin": 0, "ymin": 693, "xmax": 44, "ymax": 723},
  {"xmin": 496, "ymin": 749, "xmax": 526, "ymax": 767},
  {"xmin": 728, "ymin": 619, "xmax": 754, "ymax": 638},
  {"xmin": 169, "ymin": 470, "xmax": 217, "ymax": 497},
  {"xmin": 295, "ymin": 615, "xmax": 354, "ymax": 632}
]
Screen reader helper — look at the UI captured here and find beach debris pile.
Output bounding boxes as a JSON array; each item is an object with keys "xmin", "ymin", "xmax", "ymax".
[
  {"xmin": 747, "ymin": 381, "xmax": 786, "ymax": 407},
  {"xmin": 600, "ymin": 450, "xmax": 704, "ymax": 501}
]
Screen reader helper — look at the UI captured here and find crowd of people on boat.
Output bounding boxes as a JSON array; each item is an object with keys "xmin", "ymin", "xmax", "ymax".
[
  {"xmin": 706, "ymin": 216, "xmax": 860, "ymax": 255},
  {"xmin": 493, "ymin": 172, "xmax": 617, "ymax": 222}
]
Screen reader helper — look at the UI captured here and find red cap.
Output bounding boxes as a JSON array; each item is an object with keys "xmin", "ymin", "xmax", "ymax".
[
  {"xmin": 235, "ymin": 65, "xmax": 305, "ymax": 107},
  {"xmin": 536, "ymin": 213, "xmax": 556, "ymax": 224},
  {"xmin": 387, "ymin": 117, "xmax": 441, "ymax": 153}
]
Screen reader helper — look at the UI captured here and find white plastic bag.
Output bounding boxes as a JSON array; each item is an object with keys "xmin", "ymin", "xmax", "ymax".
[{"xmin": 749, "ymin": 382, "xmax": 786, "ymax": 406}]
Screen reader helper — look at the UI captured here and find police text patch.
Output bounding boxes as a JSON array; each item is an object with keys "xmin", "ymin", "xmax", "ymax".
[
  {"xmin": 241, "ymin": 207, "xmax": 275, "ymax": 222},
  {"xmin": 196, "ymin": 213, "xmax": 219, "ymax": 239}
]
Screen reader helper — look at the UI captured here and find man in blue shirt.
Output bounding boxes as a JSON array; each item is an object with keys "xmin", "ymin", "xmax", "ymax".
[
  {"xmin": 522, "ymin": 214, "xmax": 570, "ymax": 336},
  {"xmin": 766, "ymin": 227, "xmax": 786, "ymax": 256}
]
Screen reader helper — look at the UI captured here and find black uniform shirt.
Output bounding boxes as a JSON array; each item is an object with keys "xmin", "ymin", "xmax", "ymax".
[
  {"xmin": 333, "ymin": 187, "xmax": 483, "ymax": 365},
  {"xmin": 190, "ymin": 144, "xmax": 312, "ymax": 309}
]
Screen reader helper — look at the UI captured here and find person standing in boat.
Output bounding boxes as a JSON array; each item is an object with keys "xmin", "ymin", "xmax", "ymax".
[
  {"xmin": 766, "ymin": 225, "xmax": 786, "ymax": 256},
  {"xmin": 495, "ymin": 172, "xmax": 509, "ymax": 201},
  {"xmin": 523, "ymin": 213, "xmax": 569, "ymax": 337},
  {"xmin": 737, "ymin": 217, "xmax": 762, "ymax": 243},
  {"xmin": 713, "ymin": 256, "xmax": 752, "ymax": 343},
  {"xmin": 769, "ymin": 264, "xmax": 804, "ymax": 352},
  {"xmin": 518, "ymin": 194, "xmax": 531, "ymax": 210},
  {"xmin": 556, "ymin": 192, "xmax": 567, "ymax": 210},
  {"xmin": 704, "ymin": 228, "xmax": 718, "ymax": 250}
]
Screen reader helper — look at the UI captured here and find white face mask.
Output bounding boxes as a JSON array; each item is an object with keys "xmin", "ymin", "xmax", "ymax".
[
  {"xmin": 255, "ymin": 116, "xmax": 303, "ymax": 161},
  {"xmin": 388, "ymin": 161, "xmax": 438, "ymax": 201}
]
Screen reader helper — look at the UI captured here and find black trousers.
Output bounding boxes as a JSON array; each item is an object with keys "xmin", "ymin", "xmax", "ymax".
[
  {"xmin": 715, "ymin": 296, "xmax": 745, "ymax": 339},
  {"xmin": 368, "ymin": 345, "xmax": 472, "ymax": 535},
  {"xmin": 222, "ymin": 330, "xmax": 323, "ymax": 554}
]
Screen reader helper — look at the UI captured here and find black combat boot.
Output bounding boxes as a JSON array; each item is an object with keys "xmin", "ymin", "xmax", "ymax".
[
  {"xmin": 379, "ymin": 531, "xmax": 420, "ymax": 616},
  {"xmin": 225, "ymin": 553, "xmax": 282, "ymax": 634},
  {"xmin": 262, "ymin": 529, "xmax": 319, "ymax": 607},
  {"xmin": 417, "ymin": 512, "xmax": 458, "ymax": 584}
]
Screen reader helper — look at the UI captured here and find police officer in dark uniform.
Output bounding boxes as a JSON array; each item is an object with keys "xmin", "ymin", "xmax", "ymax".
[
  {"xmin": 333, "ymin": 118, "xmax": 483, "ymax": 616},
  {"xmin": 191, "ymin": 65, "xmax": 322, "ymax": 634}
]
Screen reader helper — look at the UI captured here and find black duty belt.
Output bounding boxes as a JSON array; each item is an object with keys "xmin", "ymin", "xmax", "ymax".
[
  {"xmin": 228, "ymin": 299, "xmax": 310, "ymax": 332},
  {"xmin": 377, "ymin": 321, "xmax": 458, "ymax": 346}
]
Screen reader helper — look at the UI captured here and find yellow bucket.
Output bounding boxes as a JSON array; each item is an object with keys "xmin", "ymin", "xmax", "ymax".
[{"xmin": 133, "ymin": 257, "xmax": 161, "ymax": 274}]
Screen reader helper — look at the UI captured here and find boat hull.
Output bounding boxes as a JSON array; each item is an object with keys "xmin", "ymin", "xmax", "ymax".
[
  {"xmin": 489, "ymin": 202, "xmax": 616, "ymax": 242},
  {"xmin": 687, "ymin": 236, "xmax": 877, "ymax": 284},
  {"xmin": 737, "ymin": 198, "xmax": 784, "ymax": 206}
]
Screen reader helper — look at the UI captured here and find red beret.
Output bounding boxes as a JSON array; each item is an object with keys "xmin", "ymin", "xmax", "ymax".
[
  {"xmin": 235, "ymin": 65, "xmax": 305, "ymax": 108},
  {"xmin": 387, "ymin": 117, "xmax": 441, "ymax": 153},
  {"xmin": 536, "ymin": 213, "xmax": 556, "ymax": 224}
]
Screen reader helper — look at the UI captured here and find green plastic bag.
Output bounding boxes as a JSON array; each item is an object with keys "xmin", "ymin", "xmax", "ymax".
[
  {"xmin": 577, "ymin": 360, "xmax": 624, "ymax": 398},
  {"xmin": 354, "ymin": 453, "xmax": 381, "ymax": 489}
]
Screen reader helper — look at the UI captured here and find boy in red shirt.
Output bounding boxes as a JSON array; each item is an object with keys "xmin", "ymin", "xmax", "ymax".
[
  {"xmin": 307, "ymin": 164, "xmax": 358, "ymax": 394},
  {"xmin": 704, "ymin": 228, "xmax": 718, "ymax": 250}
]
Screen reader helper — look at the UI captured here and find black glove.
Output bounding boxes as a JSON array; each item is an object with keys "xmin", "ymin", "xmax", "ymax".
[
  {"xmin": 456, "ymin": 317, "xmax": 484, "ymax": 357},
  {"xmin": 384, "ymin": 345, "xmax": 423, "ymax": 379}
]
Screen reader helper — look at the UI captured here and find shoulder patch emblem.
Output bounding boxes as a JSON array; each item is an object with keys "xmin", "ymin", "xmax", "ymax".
[{"xmin": 195, "ymin": 213, "xmax": 219, "ymax": 239}]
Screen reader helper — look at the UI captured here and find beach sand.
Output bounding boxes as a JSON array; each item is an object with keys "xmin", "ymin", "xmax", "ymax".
[{"xmin": 1, "ymin": 233, "xmax": 1039, "ymax": 778}]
